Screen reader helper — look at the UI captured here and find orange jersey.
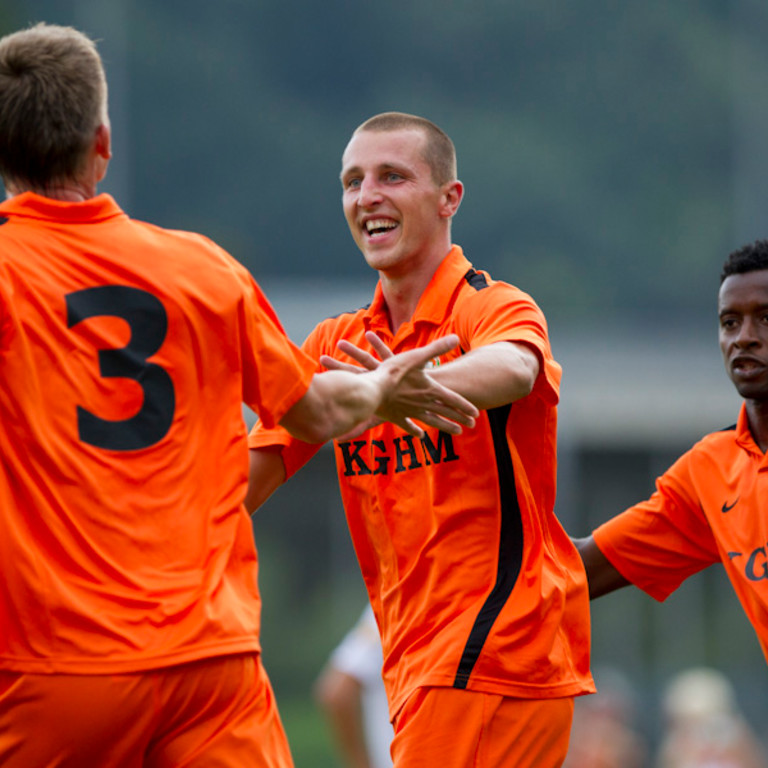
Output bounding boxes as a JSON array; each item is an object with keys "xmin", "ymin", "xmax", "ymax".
[
  {"xmin": 0, "ymin": 192, "xmax": 315, "ymax": 674},
  {"xmin": 593, "ymin": 404, "xmax": 768, "ymax": 662},
  {"xmin": 250, "ymin": 246, "xmax": 594, "ymax": 716}
]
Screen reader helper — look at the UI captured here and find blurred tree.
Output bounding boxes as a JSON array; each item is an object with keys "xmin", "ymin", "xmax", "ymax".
[{"xmin": 6, "ymin": 0, "xmax": 752, "ymax": 330}]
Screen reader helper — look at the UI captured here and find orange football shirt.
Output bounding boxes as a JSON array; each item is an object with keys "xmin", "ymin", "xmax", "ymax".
[
  {"xmin": 250, "ymin": 246, "xmax": 594, "ymax": 716},
  {"xmin": 593, "ymin": 404, "xmax": 768, "ymax": 663},
  {"xmin": 0, "ymin": 192, "xmax": 316, "ymax": 673}
]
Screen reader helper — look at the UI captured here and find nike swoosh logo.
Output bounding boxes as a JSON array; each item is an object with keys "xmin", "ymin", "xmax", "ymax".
[{"xmin": 721, "ymin": 497, "xmax": 740, "ymax": 513}]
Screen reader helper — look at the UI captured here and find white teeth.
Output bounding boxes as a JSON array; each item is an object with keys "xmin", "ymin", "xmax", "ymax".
[{"xmin": 365, "ymin": 219, "xmax": 397, "ymax": 234}]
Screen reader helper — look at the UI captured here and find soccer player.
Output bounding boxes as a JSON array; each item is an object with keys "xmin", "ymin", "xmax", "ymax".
[
  {"xmin": 574, "ymin": 241, "xmax": 768, "ymax": 669},
  {"xmin": 0, "ymin": 27, "xmax": 477, "ymax": 767},
  {"xmin": 247, "ymin": 112, "xmax": 595, "ymax": 768}
]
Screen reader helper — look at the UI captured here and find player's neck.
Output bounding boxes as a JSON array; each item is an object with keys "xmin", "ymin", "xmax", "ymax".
[
  {"xmin": 7, "ymin": 180, "xmax": 96, "ymax": 202},
  {"xmin": 378, "ymin": 247, "xmax": 449, "ymax": 333},
  {"xmin": 380, "ymin": 267, "xmax": 435, "ymax": 332}
]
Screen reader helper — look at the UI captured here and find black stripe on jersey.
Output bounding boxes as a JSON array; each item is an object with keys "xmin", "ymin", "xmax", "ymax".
[
  {"xmin": 464, "ymin": 268, "xmax": 489, "ymax": 291},
  {"xmin": 0, "ymin": 217, "xmax": 7, "ymax": 226},
  {"xmin": 453, "ymin": 402, "xmax": 524, "ymax": 689}
]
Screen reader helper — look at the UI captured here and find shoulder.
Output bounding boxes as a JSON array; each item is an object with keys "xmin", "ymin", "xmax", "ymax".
[
  {"xmin": 133, "ymin": 220, "xmax": 259, "ymax": 291},
  {"xmin": 135, "ymin": 220, "xmax": 234, "ymax": 261},
  {"xmin": 451, "ymin": 269, "xmax": 552, "ymax": 355},
  {"xmin": 460, "ymin": 266, "xmax": 493, "ymax": 292},
  {"xmin": 669, "ymin": 423, "xmax": 740, "ymax": 475},
  {"xmin": 457, "ymin": 269, "xmax": 545, "ymax": 315},
  {"xmin": 306, "ymin": 304, "xmax": 371, "ymax": 349},
  {"xmin": 0, "ymin": 213, "xmax": 32, "ymax": 251},
  {"xmin": 692, "ymin": 422, "xmax": 738, "ymax": 453}
]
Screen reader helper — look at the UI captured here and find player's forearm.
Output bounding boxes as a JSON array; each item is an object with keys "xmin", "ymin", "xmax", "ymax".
[
  {"xmin": 281, "ymin": 370, "xmax": 381, "ymax": 444},
  {"xmin": 572, "ymin": 535, "xmax": 632, "ymax": 599},
  {"xmin": 245, "ymin": 448, "xmax": 286, "ymax": 514},
  {"xmin": 429, "ymin": 341, "xmax": 539, "ymax": 410}
]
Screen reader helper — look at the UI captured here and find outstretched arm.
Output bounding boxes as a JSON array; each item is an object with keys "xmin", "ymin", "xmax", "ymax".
[
  {"xmin": 324, "ymin": 334, "xmax": 539, "ymax": 412},
  {"xmin": 424, "ymin": 341, "xmax": 539, "ymax": 410},
  {"xmin": 282, "ymin": 334, "xmax": 478, "ymax": 444},
  {"xmin": 245, "ymin": 335, "xmax": 480, "ymax": 515},
  {"xmin": 572, "ymin": 535, "xmax": 631, "ymax": 599}
]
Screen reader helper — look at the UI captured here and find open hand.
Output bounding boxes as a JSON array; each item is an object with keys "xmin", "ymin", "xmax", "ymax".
[{"xmin": 320, "ymin": 332, "xmax": 478, "ymax": 438}]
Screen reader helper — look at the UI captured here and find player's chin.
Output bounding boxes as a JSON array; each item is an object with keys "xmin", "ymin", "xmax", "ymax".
[
  {"xmin": 731, "ymin": 375, "xmax": 768, "ymax": 400},
  {"xmin": 361, "ymin": 251, "xmax": 394, "ymax": 272}
]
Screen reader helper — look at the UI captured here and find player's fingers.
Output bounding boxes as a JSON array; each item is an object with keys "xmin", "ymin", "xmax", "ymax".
[
  {"xmin": 318, "ymin": 355, "xmax": 363, "ymax": 373},
  {"xmin": 413, "ymin": 412, "xmax": 464, "ymax": 436},
  {"xmin": 416, "ymin": 334, "xmax": 461, "ymax": 361},
  {"xmin": 364, "ymin": 331, "xmax": 395, "ymax": 360},
  {"xmin": 416, "ymin": 398, "xmax": 476, "ymax": 428},
  {"xmin": 395, "ymin": 416, "xmax": 425, "ymax": 439},
  {"xmin": 388, "ymin": 334, "xmax": 460, "ymax": 375},
  {"xmin": 391, "ymin": 392, "xmax": 474, "ymax": 427},
  {"xmin": 401, "ymin": 372, "xmax": 477, "ymax": 422},
  {"xmin": 422, "ymin": 378, "xmax": 478, "ymax": 421},
  {"xmin": 336, "ymin": 339, "xmax": 380, "ymax": 370}
]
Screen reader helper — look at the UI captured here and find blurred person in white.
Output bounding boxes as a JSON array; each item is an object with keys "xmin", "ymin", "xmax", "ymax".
[
  {"xmin": 563, "ymin": 666, "xmax": 647, "ymax": 768},
  {"xmin": 315, "ymin": 606, "xmax": 393, "ymax": 768},
  {"xmin": 657, "ymin": 668, "xmax": 767, "ymax": 768}
]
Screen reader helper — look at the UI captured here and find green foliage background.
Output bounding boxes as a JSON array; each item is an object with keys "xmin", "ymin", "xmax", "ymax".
[{"xmin": 11, "ymin": 0, "xmax": 768, "ymax": 332}]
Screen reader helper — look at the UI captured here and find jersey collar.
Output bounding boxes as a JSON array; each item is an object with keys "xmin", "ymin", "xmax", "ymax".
[
  {"xmin": 736, "ymin": 403, "xmax": 767, "ymax": 459},
  {"xmin": 0, "ymin": 191, "xmax": 126, "ymax": 224},
  {"xmin": 363, "ymin": 245, "xmax": 474, "ymax": 335}
]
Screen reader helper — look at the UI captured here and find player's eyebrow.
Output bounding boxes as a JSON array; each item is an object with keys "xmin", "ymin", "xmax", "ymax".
[
  {"xmin": 719, "ymin": 301, "xmax": 768, "ymax": 318},
  {"xmin": 341, "ymin": 161, "xmax": 411, "ymax": 180},
  {"xmin": 340, "ymin": 165, "xmax": 360, "ymax": 181}
]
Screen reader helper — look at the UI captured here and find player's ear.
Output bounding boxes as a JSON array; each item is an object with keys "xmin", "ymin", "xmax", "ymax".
[
  {"xmin": 93, "ymin": 122, "xmax": 112, "ymax": 184},
  {"xmin": 95, "ymin": 122, "xmax": 112, "ymax": 161},
  {"xmin": 439, "ymin": 180, "xmax": 463, "ymax": 219}
]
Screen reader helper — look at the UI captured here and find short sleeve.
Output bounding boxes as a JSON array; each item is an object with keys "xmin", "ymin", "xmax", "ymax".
[
  {"xmin": 247, "ymin": 319, "xmax": 327, "ymax": 478},
  {"xmin": 454, "ymin": 281, "xmax": 560, "ymax": 405},
  {"xmin": 237, "ymin": 272, "xmax": 316, "ymax": 429},
  {"xmin": 593, "ymin": 451, "xmax": 720, "ymax": 601}
]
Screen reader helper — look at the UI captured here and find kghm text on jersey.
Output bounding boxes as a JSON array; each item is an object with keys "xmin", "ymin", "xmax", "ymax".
[
  {"xmin": 337, "ymin": 431, "xmax": 460, "ymax": 476},
  {"xmin": 729, "ymin": 543, "xmax": 768, "ymax": 582}
]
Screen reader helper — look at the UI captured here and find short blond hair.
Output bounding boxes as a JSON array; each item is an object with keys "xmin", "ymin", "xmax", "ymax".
[
  {"xmin": 0, "ymin": 23, "xmax": 107, "ymax": 189},
  {"xmin": 354, "ymin": 112, "xmax": 457, "ymax": 186}
]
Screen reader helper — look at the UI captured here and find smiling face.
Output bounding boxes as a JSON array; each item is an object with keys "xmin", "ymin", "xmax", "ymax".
[
  {"xmin": 718, "ymin": 269, "xmax": 768, "ymax": 401},
  {"xmin": 340, "ymin": 127, "xmax": 462, "ymax": 277}
]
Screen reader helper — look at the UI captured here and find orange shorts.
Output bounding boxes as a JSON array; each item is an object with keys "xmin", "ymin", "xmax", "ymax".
[
  {"xmin": 0, "ymin": 653, "xmax": 293, "ymax": 768},
  {"xmin": 391, "ymin": 687, "xmax": 574, "ymax": 768}
]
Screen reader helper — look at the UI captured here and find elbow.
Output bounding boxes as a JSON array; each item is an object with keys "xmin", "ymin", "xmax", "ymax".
[
  {"xmin": 502, "ymin": 344, "xmax": 538, "ymax": 404},
  {"xmin": 494, "ymin": 366, "xmax": 534, "ymax": 408},
  {"xmin": 515, "ymin": 370, "xmax": 536, "ymax": 399},
  {"xmin": 515, "ymin": 349, "xmax": 540, "ymax": 399}
]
